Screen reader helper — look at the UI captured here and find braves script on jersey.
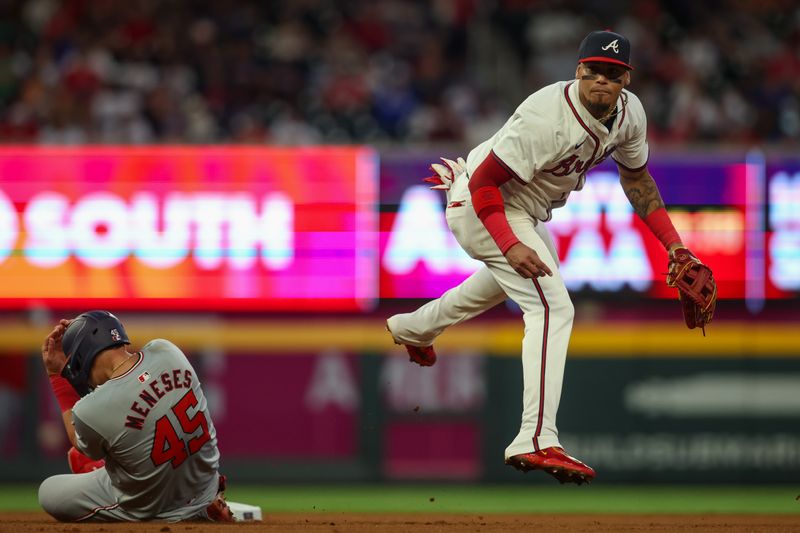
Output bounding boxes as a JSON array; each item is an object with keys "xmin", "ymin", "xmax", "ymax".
[
  {"xmin": 71, "ymin": 339, "xmax": 220, "ymax": 520},
  {"xmin": 453, "ymin": 80, "xmax": 648, "ymax": 221}
]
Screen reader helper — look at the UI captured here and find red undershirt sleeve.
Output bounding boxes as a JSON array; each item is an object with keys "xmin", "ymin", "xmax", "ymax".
[
  {"xmin": 468, "ymin": 152, "xmax": 521, "ymax": 254},
  {"xmin": 643, "ymin": 207, "xmax": 682, "ymax": 250},
  {"xmin": 49, "ymin": 374, "xmax": 80, "ymax": 413}
]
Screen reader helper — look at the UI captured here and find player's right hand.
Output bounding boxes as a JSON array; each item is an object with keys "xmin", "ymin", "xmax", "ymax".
[
  {"xmin": 41, "ymin": 319, "xmax": 72, "ymax": 376},
  {"xmin": 504, "ymin": 243, "xmax": 553, "ymax": 279}
]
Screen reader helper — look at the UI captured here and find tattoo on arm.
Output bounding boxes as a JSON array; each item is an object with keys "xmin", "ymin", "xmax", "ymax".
[{"xmin": 620, "ymin": 172, "xmax": 665, "ymax": 218}]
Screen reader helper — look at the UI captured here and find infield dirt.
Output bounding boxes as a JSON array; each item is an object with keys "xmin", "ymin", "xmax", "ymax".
[{"xmin": 2, "ymin": 512, "xmax": 800, "ymax": 532}]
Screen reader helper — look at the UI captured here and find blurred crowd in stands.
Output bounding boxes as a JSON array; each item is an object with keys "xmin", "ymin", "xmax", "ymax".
[{"xmin": 0, "ymin": 0, "xmax": 798, "ymax": 146}]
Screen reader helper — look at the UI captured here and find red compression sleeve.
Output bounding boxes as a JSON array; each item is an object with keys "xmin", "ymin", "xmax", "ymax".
[
  {"xmin": 643, "ymin": 207, "xmax": 682, "ymax": 250},
  {"xmin": 469, "ymin": 152, "xmax": 521, "ymax": 254},
  {"xmin": 49, "ymin": 374, "xmax": 80, "ymax": 413}
]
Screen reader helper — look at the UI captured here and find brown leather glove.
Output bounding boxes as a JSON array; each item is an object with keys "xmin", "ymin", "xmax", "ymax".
[{"xmin": 666, "ymin": 247, "xmax": 717, "ymax": 335}]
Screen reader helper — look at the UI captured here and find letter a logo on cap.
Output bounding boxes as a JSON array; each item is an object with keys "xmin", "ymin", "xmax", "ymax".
[
  {"xmin": 602, "ymin": 39, "xmax": 620, "ymax": 53},
  {"xmin": 578, "ymin": 30, "xmax": 633, "ymax": 69}
]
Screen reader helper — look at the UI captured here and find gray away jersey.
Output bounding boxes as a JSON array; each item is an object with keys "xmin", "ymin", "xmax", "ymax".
[{"xmin": 71, "ymin": 339, "xmax": 220, "ymax": 519}]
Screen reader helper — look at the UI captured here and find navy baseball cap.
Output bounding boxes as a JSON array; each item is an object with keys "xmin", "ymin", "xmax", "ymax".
[{"xmin": 578, "ymin": 30, "xmax": 633, "ymax": 70}]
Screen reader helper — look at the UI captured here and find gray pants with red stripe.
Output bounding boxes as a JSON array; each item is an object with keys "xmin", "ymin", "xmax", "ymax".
[
  {"xmin": 38, "ymin": 468, "xmax": 210, "ymax": 522},
  {"xmin": 388, "ymin": 202, "xmax": 572, "ymax": 458}
]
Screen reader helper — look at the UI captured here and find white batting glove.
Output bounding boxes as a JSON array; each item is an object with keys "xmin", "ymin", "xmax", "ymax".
[{"xmin": 424, "ymin": 157, "xmax": 467, "ymax": 191}]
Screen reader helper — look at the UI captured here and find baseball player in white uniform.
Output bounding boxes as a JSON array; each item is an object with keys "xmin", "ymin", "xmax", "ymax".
[
  {"xmin": 39, "ymin": 311, "xmax": 234, "ymax": 522},
  {"xmin": 387, "ymin": 30, "xmax": 698, "ymax": 484}
]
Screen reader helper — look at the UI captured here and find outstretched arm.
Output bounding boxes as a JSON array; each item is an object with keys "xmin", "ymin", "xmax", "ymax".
[
  {"xmin": 619, "ymin": 166, "xmax": 717, "ymax": 333},
  {"xmin": 619, "ymin": 166, "xmax": 664, "ymax": 218},
  {"xmin": 618, "ymin": 164, "xmax": 683, "ymax": 253}
]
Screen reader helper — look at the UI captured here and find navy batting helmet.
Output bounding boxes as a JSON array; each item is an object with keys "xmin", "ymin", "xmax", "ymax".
[{"xmin": 61, "ymin": 310, "xmax": 130, "ymax": 396}]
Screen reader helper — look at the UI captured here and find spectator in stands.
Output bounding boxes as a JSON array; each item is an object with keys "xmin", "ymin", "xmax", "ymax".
[{"xmin": 0, "ymin": 0, "xmax": 797, "ymax": 145}]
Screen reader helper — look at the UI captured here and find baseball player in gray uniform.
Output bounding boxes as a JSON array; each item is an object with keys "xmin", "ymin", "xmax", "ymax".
[
  {"xmin": 387, "ymin": 30, "xmax": 706, "ymax": 484},
  {"xmin": 39, "ymin": 310, "xmax": 233, "ymax": 522}
]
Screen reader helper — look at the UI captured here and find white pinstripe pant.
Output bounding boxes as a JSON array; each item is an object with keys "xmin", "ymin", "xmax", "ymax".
[{"xmin": 388, "ymin": 201, "xmax": 573, "ymax": 457}]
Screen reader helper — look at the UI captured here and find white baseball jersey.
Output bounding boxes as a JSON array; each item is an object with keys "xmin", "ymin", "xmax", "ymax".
[{"xmin": 462, "ymin": 80, "xmax": 649, "ymax": 222}]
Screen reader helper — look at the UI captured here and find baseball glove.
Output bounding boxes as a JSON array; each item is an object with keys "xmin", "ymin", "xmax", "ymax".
[{"xmin": 666, "ymin": 247, "xmax": 717, "ymax": 334}]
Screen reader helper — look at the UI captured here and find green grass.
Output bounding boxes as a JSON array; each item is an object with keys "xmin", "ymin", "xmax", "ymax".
[{"xmin": 3, "ymin": 485, "xmax": 799, "ymax": 514}]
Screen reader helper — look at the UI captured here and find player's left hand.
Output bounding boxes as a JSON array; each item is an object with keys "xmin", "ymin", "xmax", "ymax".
[
  {"xmin": 666, "ymin": 247, "xmax": 716, "ymax": 334},
  {"xmin": 41, "ymin": 319, "xmax": 72, "ymax": 376}
]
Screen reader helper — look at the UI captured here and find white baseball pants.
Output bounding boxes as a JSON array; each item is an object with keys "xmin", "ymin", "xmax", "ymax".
[{"xmin": 388, "ymin": 198, "xmax": 573, "ymax": 458}]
